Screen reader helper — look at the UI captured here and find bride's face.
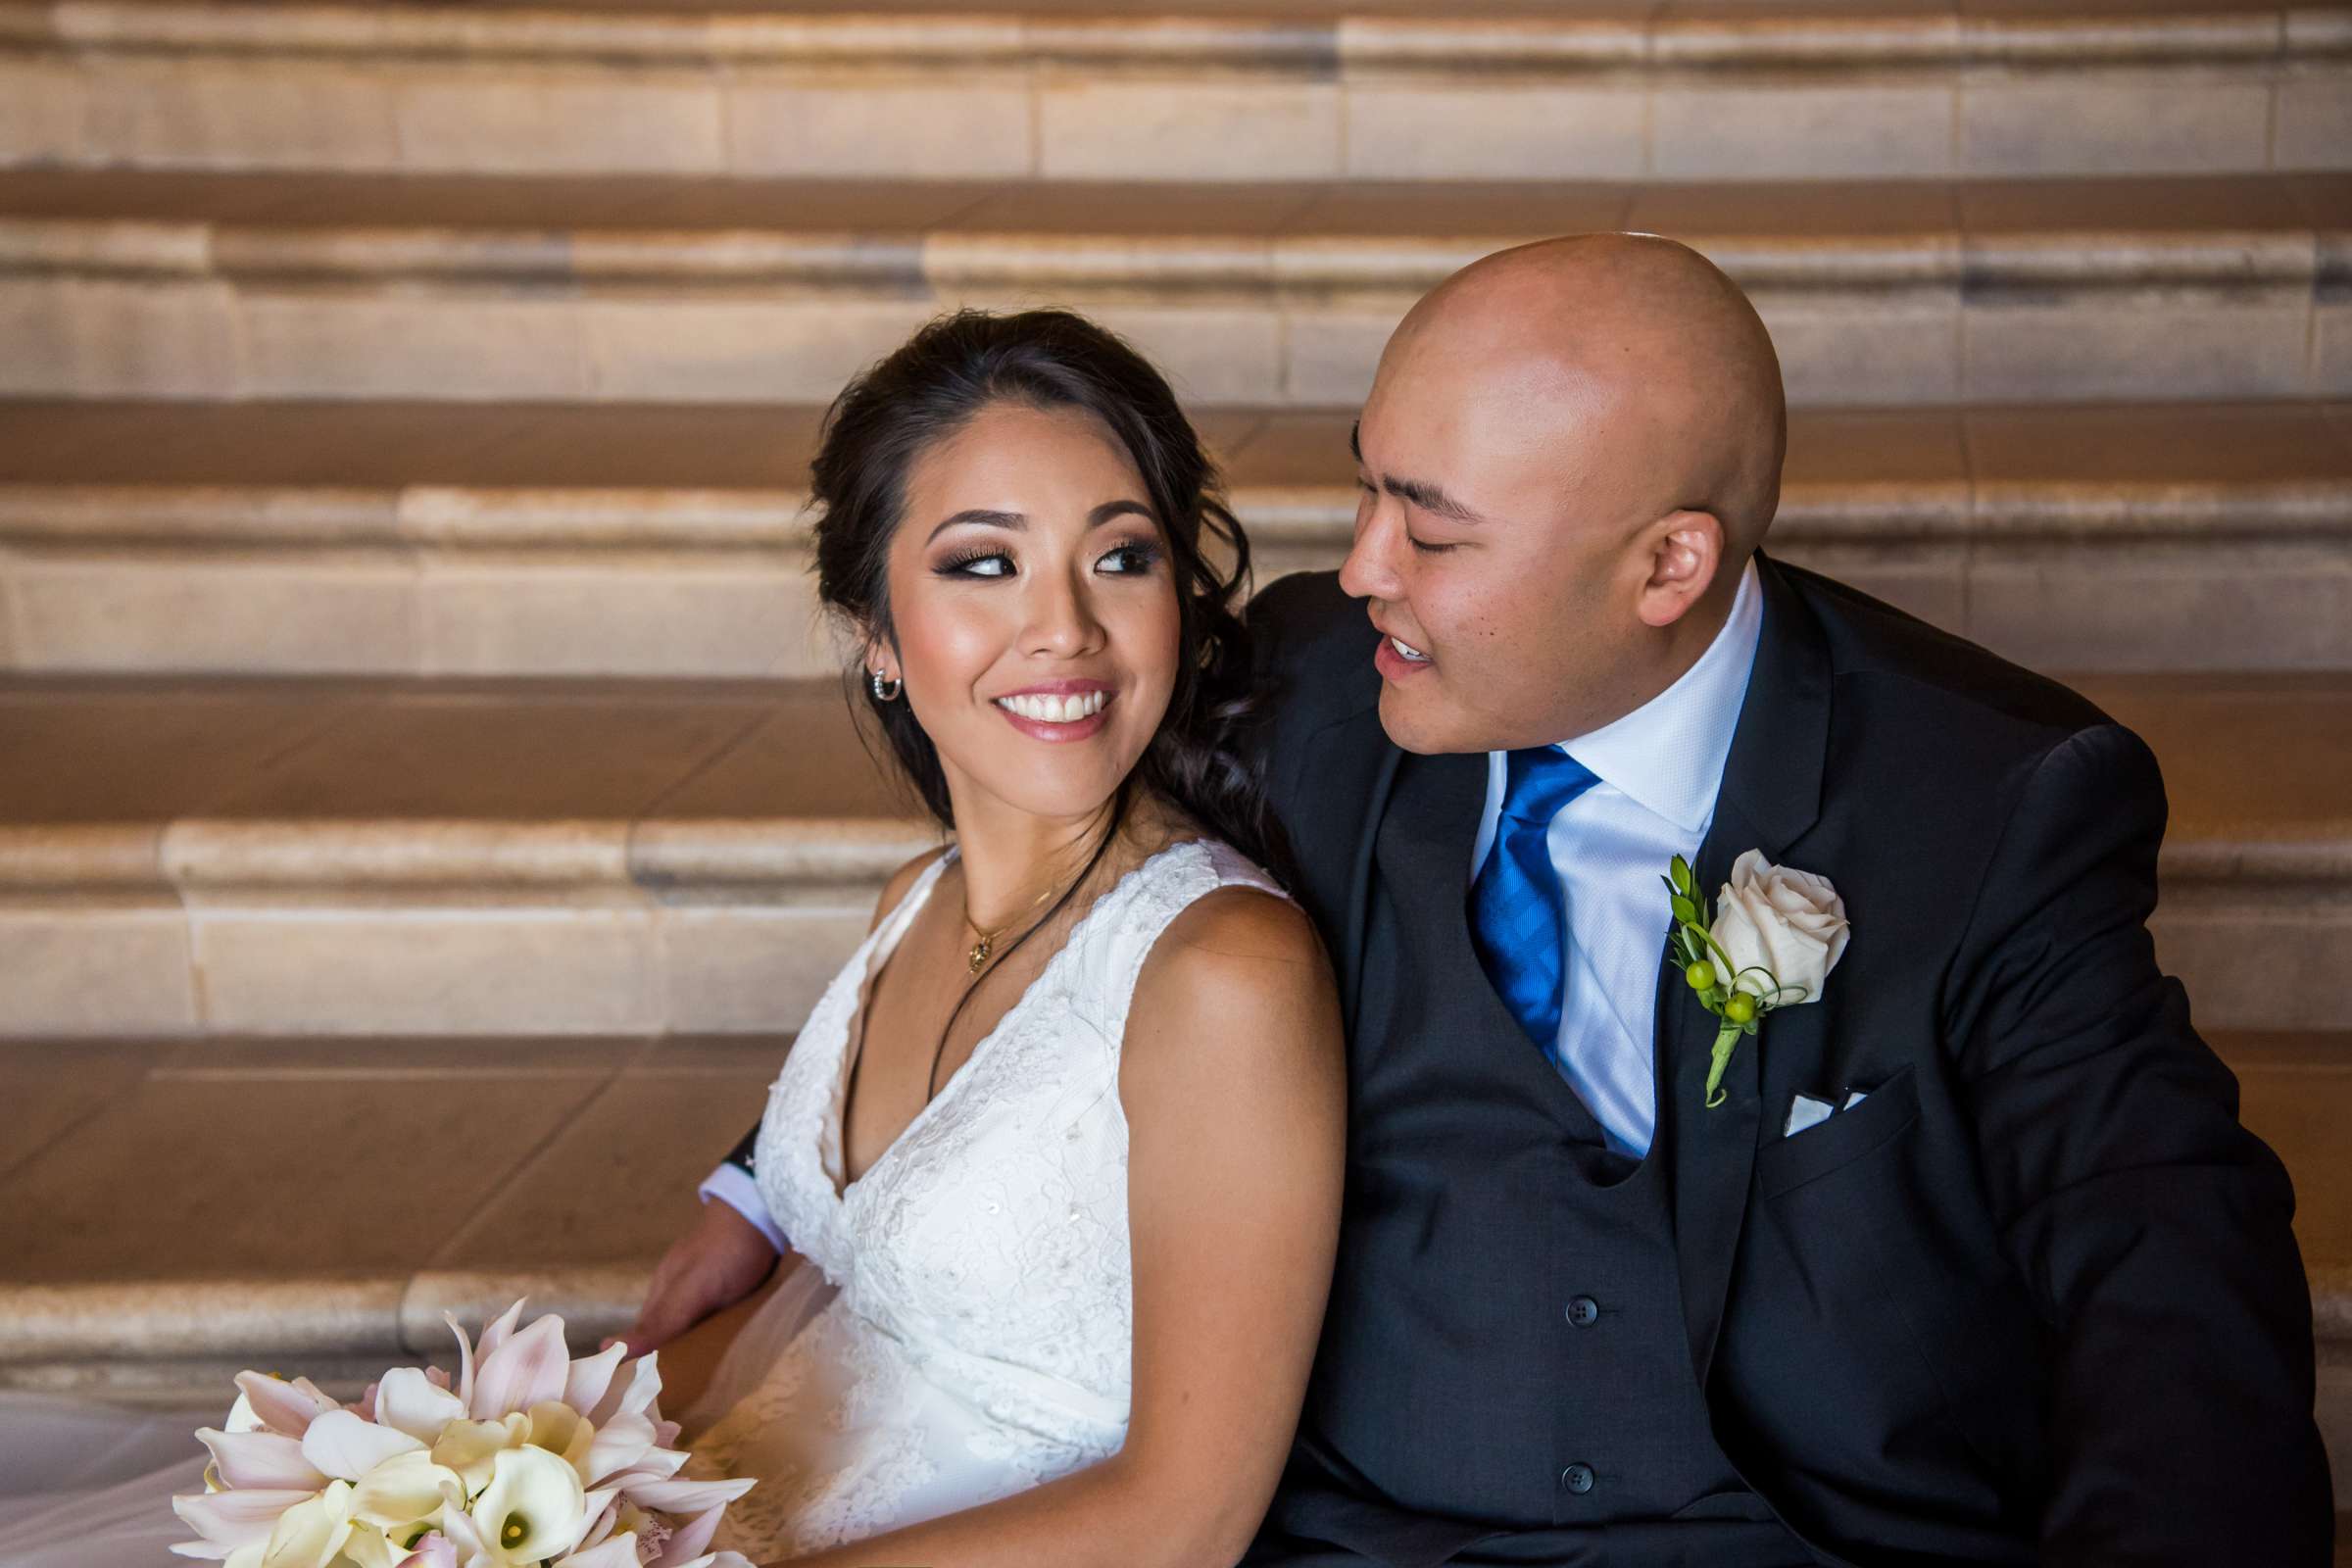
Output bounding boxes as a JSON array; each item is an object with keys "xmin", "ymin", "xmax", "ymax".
[{"xmin": 876, "ymin": 400, "xmax": 1182, "ymax": 826}]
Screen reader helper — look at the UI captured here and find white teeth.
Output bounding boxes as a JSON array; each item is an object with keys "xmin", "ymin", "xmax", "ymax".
[
  {"xmin": 995, "ymin": 690, "xmax": 1108, "ymax": 723},
  {"xmin": 1390, "ymin": 635, "xmax": 1430, "ymax": 663}
]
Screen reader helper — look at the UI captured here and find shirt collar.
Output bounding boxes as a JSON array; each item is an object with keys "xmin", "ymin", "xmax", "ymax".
[{"xmin": 1554, "ymin": 558, "xmax": 1764, "ymax": 836}]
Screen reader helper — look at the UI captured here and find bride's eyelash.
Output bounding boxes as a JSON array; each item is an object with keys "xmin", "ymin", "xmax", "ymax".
[
  {"xmin": 935, "ymin": 547, "xmax": 1011, "ymax": 578},
  {"xmin": 1101, "ymin": 537, "xmax": 1164, "ymax": 572},
  {"xmin": 934, "ymin": 539, "xmax": 1164, "ymax": 578}
]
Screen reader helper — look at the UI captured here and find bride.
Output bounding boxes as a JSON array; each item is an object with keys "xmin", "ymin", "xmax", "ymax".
[
  {"xmin": 0, "ymin": 308, "xmax": 1347, "ymax": 1568},
  {"xmin": 667, "ymin": 308, "xmax": 1348, "ymax": 1565}
]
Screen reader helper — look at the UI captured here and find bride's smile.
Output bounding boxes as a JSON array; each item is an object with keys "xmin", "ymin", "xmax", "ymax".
[{"xmin": 989, "ymin": 678, "xmax": 1114, "ymax": 740}]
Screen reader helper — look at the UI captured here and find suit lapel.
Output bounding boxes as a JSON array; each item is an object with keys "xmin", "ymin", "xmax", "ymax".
[
  {"xmin": 1297, "ymin": 701, "xmax": 1402, "ymax": 1038},
  {"xmin": 1663, "ymin": 552, "xmax": 1832, "ymax": 1389}
]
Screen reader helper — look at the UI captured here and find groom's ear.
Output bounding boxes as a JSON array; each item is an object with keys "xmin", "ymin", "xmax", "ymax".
[{"xmin": 1634, "ymin": 509, "xmax": 1726, "ymax": 630}]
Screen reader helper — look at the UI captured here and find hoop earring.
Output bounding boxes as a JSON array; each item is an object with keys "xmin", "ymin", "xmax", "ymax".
[{"xmin": 868, "ymin": 669, "xmax": 903, "ymax": 703}]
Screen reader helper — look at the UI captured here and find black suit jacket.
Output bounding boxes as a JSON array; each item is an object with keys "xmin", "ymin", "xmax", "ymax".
[{"xmin": 1244, "ymin": 555, "xmax": 2330, "ymax": 1565}]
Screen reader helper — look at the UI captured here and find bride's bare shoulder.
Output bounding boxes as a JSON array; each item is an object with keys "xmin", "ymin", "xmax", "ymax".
[
  {"xmin": 866, "ymin": 844, "xmax": 953, "ymax": 933},
  {"xmin": 1133, "ymin": 879, "xmax": 1337, "ymax": 1047}
]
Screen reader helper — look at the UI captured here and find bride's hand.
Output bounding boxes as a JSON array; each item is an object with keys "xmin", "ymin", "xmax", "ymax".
[{"xmin": 606, "ymin": 1198, "xmax": 778, "ymax": 1357}]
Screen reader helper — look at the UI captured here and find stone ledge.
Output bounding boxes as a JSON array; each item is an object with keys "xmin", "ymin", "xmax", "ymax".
[
  {"xmin": 0, "ymin": 816, "xmax": 934, "ymax": 891},
  {"xmin": 0, "ymin": 402, "xmax": 2343, "ymax": 550},
  {"xmin": 2, "ymin": 474, "xmax": 2345, "ymax": 549},
  {"xmin": 9, "ymin": 1263, "xmax": 2342, "ymax": 1372},
  {"xmin": 4, "ymin": 201, "xmax": 2332, "ymax": 292},
  {"xmin": 1, "ymin": 0, "xmax": 2339, "ymax": 72},
  {"xmin": 0, "ymin": 812, "xmax": 2334, "ymax": 894}
]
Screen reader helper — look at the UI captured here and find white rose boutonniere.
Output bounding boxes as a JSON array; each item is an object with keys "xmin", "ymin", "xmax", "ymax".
[{"xmin": 1663, "ymin": 850, "xmax": 1850, "ymax": 1108}]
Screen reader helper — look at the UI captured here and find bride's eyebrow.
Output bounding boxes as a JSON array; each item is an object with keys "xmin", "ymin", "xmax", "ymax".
[
  {"xmin": 926, "ymin": 509, "xmax": 1022, "ymax": 544},
  {"xmin": 924, "ymin": 500, "xmax": 1152, "ymax": 544}
]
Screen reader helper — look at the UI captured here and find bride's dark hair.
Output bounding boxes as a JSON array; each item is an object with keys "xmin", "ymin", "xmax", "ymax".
[{"xmin": 808, "ymin": 309, "xmax": 1293, "ymax": 965}]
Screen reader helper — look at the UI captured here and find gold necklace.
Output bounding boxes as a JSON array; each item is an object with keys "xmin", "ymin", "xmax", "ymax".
[{"xmin": 963, "ymin": 876, "xmax": 1062, "ymax": 975}]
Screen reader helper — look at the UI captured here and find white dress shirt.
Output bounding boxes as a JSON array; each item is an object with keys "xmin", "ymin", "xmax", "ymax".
[{"xmin": 1469, "ymin": 559, "xmax": 1763, "ymax": 1156}]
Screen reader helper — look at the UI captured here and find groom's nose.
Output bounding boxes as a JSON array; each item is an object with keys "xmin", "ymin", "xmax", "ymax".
[{"xmin": 1339, "ymin": 498, "xmax": 1406, "ymax": 605}]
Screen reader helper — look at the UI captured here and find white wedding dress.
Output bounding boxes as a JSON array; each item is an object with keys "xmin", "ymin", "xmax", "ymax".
[
  {"xmin": 683, "ymin": 836, "xmax": 1286, "ymax": 1558},
  {"xmin": 0, "ymin": 836, "xmax": 1284, "ymax": 1567}
]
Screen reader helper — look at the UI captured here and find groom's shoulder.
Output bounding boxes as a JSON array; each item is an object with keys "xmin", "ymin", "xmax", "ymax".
[
  {"xmin": 1250, "ymin": 568, "xmax": 1368, "ymax": 662},
  {"xmin": 1780, "ymin": 559, "xmax": 2115, "ymax": 746},
  {"xmin": 1246, "ymin": 569, "xmax": 1380, "ymax": 717}
]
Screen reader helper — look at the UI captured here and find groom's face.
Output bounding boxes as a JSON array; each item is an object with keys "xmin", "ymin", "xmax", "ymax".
[{"xmin": 1341, "ymin": 345, "xmax": 1654, "ymax": 756}]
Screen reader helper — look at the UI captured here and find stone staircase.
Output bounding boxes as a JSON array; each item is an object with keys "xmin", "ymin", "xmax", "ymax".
[
  {"xmin": 0, "ymin": 170, "xmax": 2344, "ymax": 406},
  {"xmin": 1, "ymin": 0, "xmax": 2345, "ymax": 181},
  {"xmin": 0, "ymin": 0, "xmax": 2345, "ymax": 1505}
]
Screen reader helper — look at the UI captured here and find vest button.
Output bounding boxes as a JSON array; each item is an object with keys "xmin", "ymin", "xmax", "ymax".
[
  {"xmin": 1560, "ymin": 1463, "xmax": 1596, "ymax": 1494},
  {"xmin": 1566, "ymin": 1295, "xmax": 1600, "ymax": 1327}
]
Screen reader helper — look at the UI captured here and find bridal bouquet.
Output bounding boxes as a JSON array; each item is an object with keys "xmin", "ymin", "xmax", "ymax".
[{"xmin": 170, "ymin": 1299, "xmax": 757, "ymax": 1568}]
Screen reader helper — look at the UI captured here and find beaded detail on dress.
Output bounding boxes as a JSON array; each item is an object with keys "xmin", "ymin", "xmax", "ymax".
[{"xmin": 686, "ymin": 838, "xmax": 1289, "ymax": 1558}]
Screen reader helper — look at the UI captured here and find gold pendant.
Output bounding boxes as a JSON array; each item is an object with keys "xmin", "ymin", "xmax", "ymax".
[{"xmin": 968, "ymin": 936, "xmax": 991, "ymax": 975}]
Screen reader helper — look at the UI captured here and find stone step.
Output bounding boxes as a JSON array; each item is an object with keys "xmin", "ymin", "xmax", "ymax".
[
  {"xmin": 0, "ymin": 0, "xmax": 2344, "ymax": 182},
  {"xmin": 2, "ymin": 398, "xmax": 2346, "ymax": 677},
  {"xmin": 0, "ymin": 670, "xmax": 2343, "ymax": 1037},
  {"xmin": 3, "ymin": 1029, "xmax": 2346, "ymax": 1510},
  {"xmin": 1, "ymin": 170, "xmax": 2345, "ymax": 407},
  {"xmin": 0, "ymin": 1032, "xmax": 773, "ymax": 1402}
]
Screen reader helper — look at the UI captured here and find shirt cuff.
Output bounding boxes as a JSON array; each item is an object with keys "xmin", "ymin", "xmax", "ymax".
[{"xmin": 697, "ymin": 1162, "xmax": 787, "ymax": 1254}]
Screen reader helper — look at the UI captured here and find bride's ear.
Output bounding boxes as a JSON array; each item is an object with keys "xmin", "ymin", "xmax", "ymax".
[{"xmin": 858, "ymin": 627, "xmax": 898, "ymax": 686}]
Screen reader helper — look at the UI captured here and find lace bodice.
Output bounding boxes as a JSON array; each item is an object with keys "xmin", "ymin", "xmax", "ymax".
[{"xmin": 690, "ymin": 837, "xmax": 1289, "ymax": 1556}]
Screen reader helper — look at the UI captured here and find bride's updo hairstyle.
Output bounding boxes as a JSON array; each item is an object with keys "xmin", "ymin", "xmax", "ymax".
[{"xmin": 808, "ymin": 308, "xmax": 1291, "ymax": 889}]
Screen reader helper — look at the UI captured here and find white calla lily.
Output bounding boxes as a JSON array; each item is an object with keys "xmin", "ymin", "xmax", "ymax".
[
  {"xmin": 373, "ymin": 1368, "xmax": 468, "ymax": 1445},
  {"xmin": 257, "ymin": 1479, "xmax": 356, "ymax": 1568},
  {"xmin": 172, "ymin": 1488, "xmax": 318, "ymax": 1555},
  {"xmin": 524, "ymin": 1400, "xmax": 597, "ymax": 1477},
  {"xmin": 198, "ymin": 1428, "xmax": 328, "ymax": 1493},
  {"xmin": 302, "ymin": 1410, "xmax": 424, "ymax": 1484},
  {"xmin": 430, "ymin": 1414, "xmax": 528, "ymax": 1496},
  {"xmin": 350, "ymin": 1449, "xmax": 465, "ymax": 1536},
  {"xmin": 467, "ymin": 1446, "xmax": 588, "ymax": 1567},
  {"xmin": 327, "ymin": 1524, "xmax": 403, "ymax": 1568}
]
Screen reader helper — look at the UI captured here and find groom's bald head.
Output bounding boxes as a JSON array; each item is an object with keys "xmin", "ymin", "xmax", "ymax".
[
  {"xmin": 1341, "ymin": 234, "xmax": 1788, "ymax": 755},
  {"xmin": 1400, "ymin": 234, "xmax": 1787, "ymax": 561}
]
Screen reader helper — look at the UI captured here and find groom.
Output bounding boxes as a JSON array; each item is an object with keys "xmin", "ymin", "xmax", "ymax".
[
  {"xmin": 656, "ymin": 235, "xmax": 2331, "ymax": 1563},
  {"xmin": 1229, "ymin": 235, "xmax": 2330, "ymax": 1565}
]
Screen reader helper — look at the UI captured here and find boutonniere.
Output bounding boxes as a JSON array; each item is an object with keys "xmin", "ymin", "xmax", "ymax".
[{"xmin": 1663, "ymin": 850, "xmax": 1851, "ymax": 1107}]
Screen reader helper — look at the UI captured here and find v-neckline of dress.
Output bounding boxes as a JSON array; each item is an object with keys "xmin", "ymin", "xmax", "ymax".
[{"xmin": 821, "ymin": 837, "xmax": 1205, "ymax": 1209}]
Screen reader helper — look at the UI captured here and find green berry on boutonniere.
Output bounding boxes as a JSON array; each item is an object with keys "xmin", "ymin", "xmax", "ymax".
[{"xmin": 1661, "ymin": 851, "xmax": 1851, "ymax": 1109}]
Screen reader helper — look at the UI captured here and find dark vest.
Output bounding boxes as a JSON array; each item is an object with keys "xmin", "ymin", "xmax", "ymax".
[{"xmin": 1295, "ymin": 748, "xmax": 1803, "ymax": 1560}]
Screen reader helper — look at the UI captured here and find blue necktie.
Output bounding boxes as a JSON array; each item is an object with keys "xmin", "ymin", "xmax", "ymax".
[{"xmin": 1469, "ymin": 747, "xmax": 1600, "ymax": 1055}]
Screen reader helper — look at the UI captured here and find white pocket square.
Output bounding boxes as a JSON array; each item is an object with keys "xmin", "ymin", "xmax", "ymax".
[
  {"xmin": 1785, "ymin": 1086, "xmax": 1877, "ymax": 1138},
  {"xmin": 1783, "ymin": 1094, "xmax": 1837, "ymax": 1138}
]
